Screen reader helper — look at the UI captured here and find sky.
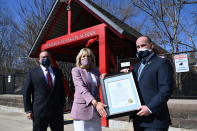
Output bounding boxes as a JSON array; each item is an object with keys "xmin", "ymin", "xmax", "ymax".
[
  {"xmin": 1, "ymin": 0, "xmax": 26, "ymax": 22},
  {"xmin": 1, "ymin": 0, "xmax": 197, "ymax": 52}
]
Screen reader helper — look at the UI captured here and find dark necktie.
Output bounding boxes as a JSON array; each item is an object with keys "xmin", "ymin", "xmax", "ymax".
[{"xmin": 46, "ymin": 68, "xmax": 53, "ymax": 88}]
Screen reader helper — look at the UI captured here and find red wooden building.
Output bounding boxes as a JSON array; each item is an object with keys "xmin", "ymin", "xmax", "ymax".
[{"xmin": 28, "ymin": 0, "xmax": 165, "ymax": 126}]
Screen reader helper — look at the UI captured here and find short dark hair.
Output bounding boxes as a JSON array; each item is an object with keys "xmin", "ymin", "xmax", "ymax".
[{"xmin": 39, "ymin": 50, "xmax": 51, "ymax": 58}]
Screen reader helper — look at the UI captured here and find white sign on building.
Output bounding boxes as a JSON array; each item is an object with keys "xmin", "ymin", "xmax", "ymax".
[
  {"xmin": 121, "ymin": 61, "xmax": 130, "ymax": 68},
  {"xmin": 174, "ymin": 54, "xmax": 189, "ymax": 72},
  {"xmin": 8, "ymin": 75, "xmax": 11, "ymax": 83}
]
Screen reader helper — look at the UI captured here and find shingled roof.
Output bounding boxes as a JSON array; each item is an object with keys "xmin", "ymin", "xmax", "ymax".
[{"xmin": 29, "ymin": 0, "xmax": 166, "ymax": 58}]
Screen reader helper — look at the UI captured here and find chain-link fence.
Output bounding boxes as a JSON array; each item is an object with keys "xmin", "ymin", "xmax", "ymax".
[
  {"xmin": 0, "ymin": 62, "xmax": 75, "ymax": 112},
  {"xmin": 0, "ymin": 73, "xmax": 25, "ymax": 94},
  {"xmin": 162, "ymin": 51, "xmax": 197, "ymax": 99},
  {"xmin": 58, "ymin": 62, "xmax": 75, "ymax": 112},
  {"xmin": 117, "ymin": 51, "xmax": 197, "ymax": 99}
]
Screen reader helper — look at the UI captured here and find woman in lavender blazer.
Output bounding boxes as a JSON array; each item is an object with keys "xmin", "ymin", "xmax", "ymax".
[{"xmin": 71, "ymin": 48, "xmax": 107, "ymax": 131}]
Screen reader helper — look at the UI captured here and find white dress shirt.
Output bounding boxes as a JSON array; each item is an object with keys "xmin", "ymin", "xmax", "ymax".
[{"xmin": 40, "ymin": 65, "xmax": 55, "ymax": 86}]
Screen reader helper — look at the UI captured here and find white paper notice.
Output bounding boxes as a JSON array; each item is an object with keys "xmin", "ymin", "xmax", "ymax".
[
  {"xmin": 174, "ymin": 54, "xmax": 189, "ymax": 72},
  {"xmin": 107, "ymin": 78, "xmax": 135, "ymax": 108}
]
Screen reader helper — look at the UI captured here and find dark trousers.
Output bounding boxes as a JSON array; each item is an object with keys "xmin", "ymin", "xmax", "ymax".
[
  {"xmin": 133, "ymin": 124, "xmax": 169, "ymax": 131},
  {"xmin": 33, "ymin": 115, "xmax": 64, "ymax": 131}
]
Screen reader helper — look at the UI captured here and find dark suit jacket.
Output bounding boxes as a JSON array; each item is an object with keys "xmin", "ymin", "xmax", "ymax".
[
  {"xmin": 23, "ymin": 66, "xmax": 66, "ymax": 118},
  {"xmin": 131, "ymin": 54, "xmax": 173, "ymax": 128}
]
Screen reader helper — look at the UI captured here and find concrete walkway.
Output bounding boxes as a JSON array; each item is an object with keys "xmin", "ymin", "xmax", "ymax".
[
  {"xmin": 0, "ymin": 105, "xmax": 196, "ymax": 131},
  {"xmin": 0, "ymin": 106, "xmax": 126, "ymax": 131},
  {"xmin": 0, "ymin": 109, "xmax": 75, "ymax": 131}
]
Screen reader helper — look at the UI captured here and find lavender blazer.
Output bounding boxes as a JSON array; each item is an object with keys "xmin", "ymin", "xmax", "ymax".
[{"xmin": 71, "ymin": 67, "xmax": 101, "ymax": 120}]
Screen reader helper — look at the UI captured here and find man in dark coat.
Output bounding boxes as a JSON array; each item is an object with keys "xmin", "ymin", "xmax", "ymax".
[
  {"xmin": 129, "ymin": 36, "xmax": 173, "ymax": 131},
  {"xmin": 23, "ymin": 50, "xmax": 66, "ymax": 131}
]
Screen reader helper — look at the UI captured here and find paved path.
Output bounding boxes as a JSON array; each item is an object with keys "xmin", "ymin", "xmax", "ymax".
[
  {"xmin": 0, "ymin": 109, "xmax": 126, "ymax": 131},
  {"xmin": 1, "ymin": 106, "xmax": 195, "ymax": 131},
  {"xmin": 0, "ymin": 109, "xmax": 33, "ymax": 131}
]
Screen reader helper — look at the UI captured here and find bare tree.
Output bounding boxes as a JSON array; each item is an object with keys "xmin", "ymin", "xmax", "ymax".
[
  {"xmin": 175, "ymin": 0, "xmax": 197, "ymax": 5},
  {"xmin": 132, "ymin": 0, "xmax": 197, "ymax": 53},
  {"xmin": 92, "ymin": 0, "xmax": 144, "ymax": 30},
  {"xmin": 0, "ymin": 3, "xmax": 18, "ymax": 74},
  {"xmin": 12, "ymin": 0, "xmax": 55, "ymax": 71},
  {"xmin": 179, "ymin": 12, "xmax": 197, "ymax": 50},
  {"xmin": 131, "ymin": 0, "xmax": 197, "ymax": 93}
]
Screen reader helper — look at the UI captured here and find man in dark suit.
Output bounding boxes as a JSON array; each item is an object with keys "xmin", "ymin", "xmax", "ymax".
[
  {"xmin": 23, "ymin": 50, "xmax": 66, "ymax": 131},
  {"xmin": 127, "ymin": 36, "xmax": 173, "ymax": 131}
]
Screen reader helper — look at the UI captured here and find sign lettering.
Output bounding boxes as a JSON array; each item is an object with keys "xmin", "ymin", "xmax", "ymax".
[{"xmin": 44, "ymin": 31, "xmax": 97, "ymax": 48}]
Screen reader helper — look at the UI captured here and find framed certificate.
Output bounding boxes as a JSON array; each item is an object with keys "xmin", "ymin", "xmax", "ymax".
[{"xmin": 101, "ymin": 72, "xmax": 141, "ymax": 118}]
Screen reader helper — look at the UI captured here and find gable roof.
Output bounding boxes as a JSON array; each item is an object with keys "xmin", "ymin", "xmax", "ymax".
[{"xmin": 29, "ymin": 0, "xmax": 166, "ymax": 59}]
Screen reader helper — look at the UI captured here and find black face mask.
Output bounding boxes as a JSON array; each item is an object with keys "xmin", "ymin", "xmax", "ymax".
[
  {"xmin": 41, "ymin": 58, "xmax": 51, "ymax": 67},
  {"xmin": 136, "ymin": 50, "xmax": 151, "ymax": 59}
]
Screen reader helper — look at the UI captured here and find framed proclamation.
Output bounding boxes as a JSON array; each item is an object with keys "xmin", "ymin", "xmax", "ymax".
[{"xmin": 101, "ymin": 72, "xmax": 141, "ymax": 118}]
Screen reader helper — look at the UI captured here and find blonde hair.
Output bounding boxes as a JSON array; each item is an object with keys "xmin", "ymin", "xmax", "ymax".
[{"xmin": 76, "ymin": 48, "xmax": 96, "ymax": 69}]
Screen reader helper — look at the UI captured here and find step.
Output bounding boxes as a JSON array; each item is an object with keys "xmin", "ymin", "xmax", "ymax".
[
  {"xmin": 168, "ymin": 99, "xmax": 197, "ymax": 129},
  {"xmin": 0, "ymin": 94, "xmax": 23, "ymax": 108}
]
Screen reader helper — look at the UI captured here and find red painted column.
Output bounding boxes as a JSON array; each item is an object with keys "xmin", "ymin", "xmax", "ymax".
[
  {"xmin": 67, "ymin": 1, "xmax": 72, "ymax": 34},
  {"xmin": 99, "ymin": 25, "xmax": 109, "ymax": 127}
]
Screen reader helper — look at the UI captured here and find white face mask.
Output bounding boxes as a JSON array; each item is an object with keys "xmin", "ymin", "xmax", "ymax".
[{"xmin": 137, "ymin": 48, "xmax": 152, "ymax": 52}]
